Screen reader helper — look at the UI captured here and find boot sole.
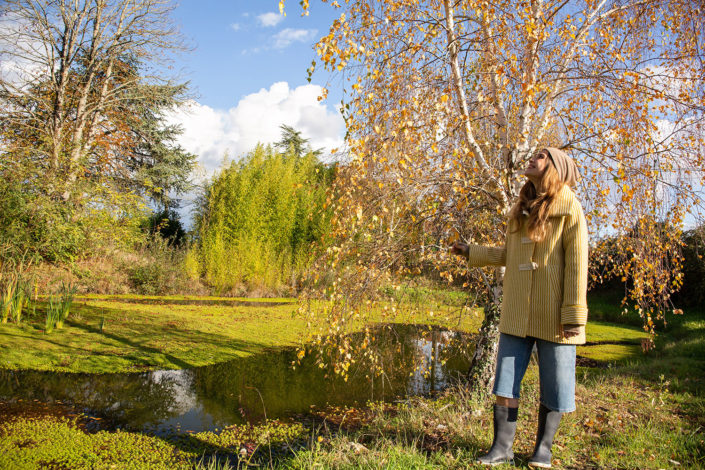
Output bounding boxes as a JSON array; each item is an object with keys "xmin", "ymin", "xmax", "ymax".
[
  {"xmin": 476, "ymin": 459, "xmax": 515, "ymax": 467},
  {"xmin": 528, "ymin": 462, "xmax": 551, "ymax": 469}
]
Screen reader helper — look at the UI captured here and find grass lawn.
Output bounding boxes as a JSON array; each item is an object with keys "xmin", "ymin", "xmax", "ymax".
[
  {"xmin": 0, "ymin": 299, "xmax": 307, "ymax": 373},
  {"xmin": 0, "ymin": 292, "xmax": 480, "ymax": 373}
]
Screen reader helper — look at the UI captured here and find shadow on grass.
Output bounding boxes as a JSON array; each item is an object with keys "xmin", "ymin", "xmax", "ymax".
[
  {"xmin": 61, "ymin": 302, "xmax": 274, "ymax": 370},
  {"xmin": 0, "ymin": 331, "xmax": 99, "ymax": 355},
  {"xmin": 68, "ymin": 319, "xmax": 193, "ymax": 369}
]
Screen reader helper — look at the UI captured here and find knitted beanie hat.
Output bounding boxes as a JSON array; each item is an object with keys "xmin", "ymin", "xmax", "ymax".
[{"xmin": 544, "ymin": 147, "xmax": 579, "ymax": 187}]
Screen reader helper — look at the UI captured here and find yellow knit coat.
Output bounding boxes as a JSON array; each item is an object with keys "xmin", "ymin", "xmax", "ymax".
[{"xmin": 466, "ymin": 185, "xmax": 589, "ymax": 345}]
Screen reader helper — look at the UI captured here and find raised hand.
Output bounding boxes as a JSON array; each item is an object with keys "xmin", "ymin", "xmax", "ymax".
[{"xmin": 450, "ymin": 242, "xmax": 469, "ymax": 258}]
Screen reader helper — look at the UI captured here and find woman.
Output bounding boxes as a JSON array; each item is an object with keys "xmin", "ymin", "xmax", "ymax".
[{"xmin": 451, "ymin": 148, "xmax": 588, "ymax": 468}]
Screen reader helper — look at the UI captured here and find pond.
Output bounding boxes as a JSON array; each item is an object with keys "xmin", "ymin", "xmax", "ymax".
[{"xmin": 0, "ymin": 324, "xmax": 473, "ymax": 435}]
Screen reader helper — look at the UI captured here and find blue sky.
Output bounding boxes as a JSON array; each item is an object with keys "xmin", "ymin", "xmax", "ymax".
[
  {"xmin": 166, "ymin": 1, "xmax": 346, "ymax": 175},
  {"xmin": 172, "ymin": 1, "xmax": 340, "ymax": 108}
]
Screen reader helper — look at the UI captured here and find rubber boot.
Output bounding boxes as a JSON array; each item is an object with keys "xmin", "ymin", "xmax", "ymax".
[
  {"xmin": 528, "ymin": 403, "xmax": 563, "ymax": 468},
  {"xmin": 476, "ymin": 405, "xmax": 518, "ymax": 466}
]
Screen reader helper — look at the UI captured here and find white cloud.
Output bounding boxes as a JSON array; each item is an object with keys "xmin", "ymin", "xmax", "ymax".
[
  {"xmin": 272, "ymin": 28, "xmax": 318, "ymax": 49},
  {"xmin": 166, "ymin": 82, "xmax": 345, "ymax": 177},
  {"xmin": 257, "ymin": 12, "xmax": 284, "ymax": 27},
  {"xmin": 230, "ymin": 23, "xmax": 241, "ymax": 32}
]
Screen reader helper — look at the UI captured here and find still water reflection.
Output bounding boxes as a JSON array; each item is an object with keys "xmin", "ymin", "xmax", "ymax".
[{"xmin": 0, "ymin": 324, "xmax": 472, "ymax": 434}]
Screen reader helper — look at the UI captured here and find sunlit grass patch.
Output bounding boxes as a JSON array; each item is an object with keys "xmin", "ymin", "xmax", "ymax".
[
  {"xmin": 578, "ymin": 343, "xmax": 642, "ymax": 362},
  {"xmin": 585, "ymin": 320, "xmax": 648, "ymax": 344},
  {"xmin": 286, "ymin": 433, "xmax": 477, "ymax": 469},
  {"xmin": 588, "ymin": 419, "xmax": 702, "ymax": 469}
]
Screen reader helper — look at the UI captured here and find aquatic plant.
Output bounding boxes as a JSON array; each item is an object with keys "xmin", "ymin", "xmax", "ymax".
[
  {"xmin": 1, "ymin": 275, "xmax": 16, "ymax": 323},
  {"xmin": 0, "ymin": 275, "xmax": 31, "ymax": 325},
  {"xmin": 55, "ymin": 281, "xmax": 77, "ymax": 329},
  {"xmin": 45, "ymin": 296, "xmax": 62, "ymax": 334},
  {"xmin": 11, "ymin": 280, "xmax": 27, "ymax": 324}
]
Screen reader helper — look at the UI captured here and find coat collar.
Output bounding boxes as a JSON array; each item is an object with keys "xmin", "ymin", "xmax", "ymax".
[{"xmin": 547, "ymin": 185, "xmax": 576, "ymax": 217}]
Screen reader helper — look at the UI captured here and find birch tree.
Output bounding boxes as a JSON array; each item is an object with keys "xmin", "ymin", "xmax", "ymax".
[{"xmin": 285, "ymin": 0, "xmax": 705, "ymax": 390}]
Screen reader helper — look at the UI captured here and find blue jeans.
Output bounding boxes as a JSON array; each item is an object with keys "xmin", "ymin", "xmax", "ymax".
[{"xmin": 492, "ymin": 333, "xmax": 576, "ymax": 412}]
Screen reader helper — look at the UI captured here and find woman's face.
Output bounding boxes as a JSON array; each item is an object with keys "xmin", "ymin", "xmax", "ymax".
[{"xmin": 524, "ymin": 150, "xmax": 550, "ymax": 180}]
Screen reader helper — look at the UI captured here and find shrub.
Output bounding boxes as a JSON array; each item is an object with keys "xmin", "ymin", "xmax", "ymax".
[
  {"xmin": 0, "ymin": 175, "xmax": 147, "ymax": 264},
  {"xmin": 127, "ymin": 236, "xmax": 202, "ymax": 295}
]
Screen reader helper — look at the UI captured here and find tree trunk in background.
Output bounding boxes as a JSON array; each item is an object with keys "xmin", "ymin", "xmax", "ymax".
[
  {"xmin": 468, "ymin": 272, "xmax": 504, "ymax": 393},
  {"xmin": 468, "ymin": 298, "xmax": 502, "ymax": 393}
]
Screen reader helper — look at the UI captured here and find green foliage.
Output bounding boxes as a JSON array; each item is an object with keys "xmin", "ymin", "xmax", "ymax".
[
  {"xmin": 183, "ymin": 246, "xmax": 201, "ymax": 281},
  {"xmin": 10, "ymin": 282, "xmax": 26, "ymax": 325},
  {"xmin": 676, "ymin": 224, "xmax": 705, "ymax": 308},
  {"xmin": 1, "ymin": 279, "xmax": 16, "ymax": 324},
  {"xmin": 144, "ymin": 209, "xmax": 187, "ymax": 247},
  {"xmin": 0, "ymin": 178, "xmax": 83, "ymax": 263},
  {"xmin": 127, "ymin": 237, "xmax": 197, "ymax": 295},
  {"xmin": 195, "ymin": 142, "xmax": 334, "ymax": 293},
  {"xmin": 276, "ymin": 124, "xmax": 322, "ymax": 158},
  {"xmin": 122, "ymin": 81, "xmax": 197, "ymax": 210},
  {"xmin": 0, "ymin": 166, "xmax": 149, "ymax": 264},
  {"xmin": 129, "ymin": 263, "xmax": 170, "ymax": 296}
]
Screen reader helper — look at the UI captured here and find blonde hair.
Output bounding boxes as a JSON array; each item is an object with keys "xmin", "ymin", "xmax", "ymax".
[{"xmin": 509, "ymin": 162, "xmax": 564, "ymax": 242}]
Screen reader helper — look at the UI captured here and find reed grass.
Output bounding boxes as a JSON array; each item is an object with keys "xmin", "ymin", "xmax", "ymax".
[
  {"xmin": 1, "ymin": 275, "xmax": 33, "ymax": 325},
  {"xmin": 45, "ymin": 296, "xmax": 62, "ymax": 334},
  {"xmin": 12, "ymin": 278, "xmax": 29, "ymax": 324},
  {"xmin": 1, "ymin": 276, "xmax": 16, "ymax": 324},
  {"xmin": 55, "ymin": 281, "xmax": 77, "ymax": 329}
]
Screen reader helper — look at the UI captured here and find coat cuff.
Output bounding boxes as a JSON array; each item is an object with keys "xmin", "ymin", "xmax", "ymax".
[
  {"xmin": 466, "ymin": 245, "xmax": 505, "ymax": 266},
  {"xmin": 561, "ymin": 305, "xmax": 588, "ymax": 326}
]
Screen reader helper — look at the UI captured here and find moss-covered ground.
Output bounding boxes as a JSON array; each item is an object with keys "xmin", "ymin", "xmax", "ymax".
[{"xmin": 0, "ymin": 415, "xmax": 307, "ymax": 470}]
